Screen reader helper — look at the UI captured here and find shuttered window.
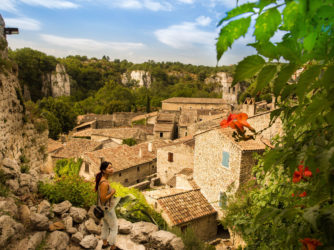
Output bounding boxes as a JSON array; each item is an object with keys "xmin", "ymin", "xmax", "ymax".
[
  {"xmin": 168, "ymin": 152, "xmax": 173, "ymax": 162},
  {"xmin": 222, "ymin": 151, "xmax": 229, "ymax": 168}
]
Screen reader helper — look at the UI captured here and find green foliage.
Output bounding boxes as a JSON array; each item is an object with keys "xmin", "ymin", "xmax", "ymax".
[
  {"xmin": 38, "ymin": 175, "xmax": 96, "ymax": 208},
  {"xmin": 170, "ymin": 227, "xmax": 215, "ymax": 250},
  {"xmin": 132, "ymin": 119, "xmax": 146, "ymax": 126},
  {"xmin": 110, "ymin": 182, "xmax": 167, "ymax": 229},
  {"xmin": 122, "ymin": 138, "xmax": 137, "ymax": 146},
  {"xmin": 20, "ymin": 164, "xmax": 30, "ymax": 174},
  {"xmin": 217, "ymin": 0, "xmax": 334, "ymax": 248},
  {"xmin": 54, "ymin": 158, "xmax": 83, "ymax": 177}
]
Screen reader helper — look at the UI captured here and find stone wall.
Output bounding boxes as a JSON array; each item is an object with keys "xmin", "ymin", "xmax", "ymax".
[
  {"xmin": 187, "ymin": 215, "xmax": 217, "ymax": 241},
  {"xmin": 247, "ymin": 111, "xmax": 283, "ymax": 140},
  {"xmin": 157, "ymin": 143, "xmax": 194, "ymax": 184},
  {"xmin": 154, "ymin": 130, "xmax": 173, "ymax": 140},
  {"xmin": 162, "ymin": 102, "xmax": 231, "ymax": 112},
  {"xmin": 193, "ymin": 129, "xmax": 242, "ymax": 214}
]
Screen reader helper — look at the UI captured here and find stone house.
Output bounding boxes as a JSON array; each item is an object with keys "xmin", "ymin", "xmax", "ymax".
[
  {"xmin": 72, "ymin": 127, "xmax": 148, "ymax": 144},
  {"xmin": 131, "ymin": 111, "xmax": 158, "ymax": 125},
  {"xmin": 79, "ymin": 140, "xmax": 169, "ymax": 185},
  {"xmin": 44, "ymin": 139, "xmax": 64, "ymax": 173},
  {"xmin": 76, "ymin": 112, "xmax": 140, "ymax": 128},
  {"xmin": 73, "ymin": 120, "xmax": 97, "ymax": 132},
  {"xmin": 193, "ymin": 127, "xmax": 268, "ymax": 215},
  {"xmin": 144, "ymin": 189, "xmax": 217, "ymax": 241},
  {"xmin": 161, "ymin": 97, "xmax": 231, "ymax": 112},
  {"xmin": 178, "ymin": 109, "xmax": 198, "ymax": 138},
  {"xmin": 157, "ymin": 136, "xmax": 194, "ymax": 184},
  {"xmin": 153, "ymin": 112, "xmax": 176, "ymax": 140},
  {"xmin": 50, "ymin": 138, "xmax": 103, "ymax": 167}
]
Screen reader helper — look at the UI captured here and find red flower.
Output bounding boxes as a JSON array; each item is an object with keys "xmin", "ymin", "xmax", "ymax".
[
  {"xmin": 292, "ymin": 193, "xmax": 295, "ymax": 197},
  {"xmin": 293, "ymin": 170, "xmax": 302, "ymax": 183},
  {"xmin": 220, "ymin": 113, "xmax": 255, "ymax": 133},
  {"xmin": 300, "ymin": 238, "xmax": 322, "ymax": 250},
  {"xmin": 299, "ymin": 191, "xmax": 307, "ymax": 197},
  {"xmin": 293, "ymin": 165, "xmax": 313, "ymax": 183},
  {"xmin": 316, "ymin": 168, "xmax": 320, "ymax": 173}
]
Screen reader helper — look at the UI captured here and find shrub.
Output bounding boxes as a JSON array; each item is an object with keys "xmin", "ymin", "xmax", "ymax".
[
  {"xmin": 0, "ymin": 169, "xmax": 10, "ymax": 197},
  {"xmin": 20, "ymin": 164, "xmax": 30, "ymax": 173},
  {"xmin": 19, "ymin": 154, "xmax": 29, "ymax": 164},
  {"xmin": 132, "ymin": 119, "xmax": 146, "ymax": 125},
  {"xmin": 54, "ymin": 158, "xmax": 82, "ymax": 177},
  {"xmin": 38, "ymin": 175, "xmax": 96, "ymax": 208},
  {"xmin": 122, "ymin": 138, "xmax": 137, "ymax": 146},
  {"xmin": 169, "ymin": 227, "xmax": 215, "ymax": 250}
]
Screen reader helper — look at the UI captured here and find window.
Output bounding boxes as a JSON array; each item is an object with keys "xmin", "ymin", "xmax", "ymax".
[
  {"xmin": 160, "ymin": 132, "xmax": 163, "ymax": 138},
  {"xmin": 233, "ymin": 87, "xmax": 236, "ymax": 93},
  {"xmin": 119, "ymin": 172, "xmax": 122, "ymax": 177},
  {"xmin": 152, "ymin": 165, "xmax": 155, "ymax": 169},
  {"xmin": 168, "ymin": 152, "xmax": 173, "ymax": 162},
  {"xmin": 136, "ymin": 179, "xmax": 140, "ymax": 183},
  {"xmin": 137, "ymin": 166, "xmax": 140, "ymax": 172},
  {"xmin": 222, "ymin": 151, "xmax": 229, "ymax": 168},
  {"xmin": 84, "ymin": 163, "xmax": 89, "ymax": 173},
  {"xmin": 185, "ymin": 132, "xmax": 187, "ymax": 136},
  {"xmin": 219, "ymin": 192, "xmax": 227, "ymax": 208}
]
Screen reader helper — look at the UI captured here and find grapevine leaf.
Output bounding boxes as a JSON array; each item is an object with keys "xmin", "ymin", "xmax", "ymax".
[
  {"xmin": 282, "ymin": 1, "xmax": 300, "ymax": 31},
  {"xmin": 296, "ymin": 65, "xmax": 322, "ymax": 102},
  {"xmin": 217, "ymin": 17, "xmax": 251, "ymax": 61},
  {"xmin": 303, "ymin": 32, "xmax": 317, "ymax": 52},
  {"xmin": 218, "ymin": 3, "xmax": 256, "ymax": 25},
  {"xmin": 276, "ymin": 38, "xmax": 301, "ymax": 63},
  {"xmin": 254, "ymin": 7, "xmax": 282, "ymax": 42},
  {"xmin": 248, "ymin": 41, "xmax": 279, "ymax": 60},
  {"xmin": 255, "ymin": 65, "xmax": 277, "ymax": 92},
  {"xmin": 233, "ymin": 55, "xmax": 265, "ymax": 84},
  {"xmin": 273, "ymin": 63, "xmax": 298, "ymax": 96}
]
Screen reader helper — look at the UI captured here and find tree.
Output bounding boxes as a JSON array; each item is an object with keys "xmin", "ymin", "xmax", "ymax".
[{"xmin": 216, "ymin": 0, "xmax": 334, "ymax": 248}]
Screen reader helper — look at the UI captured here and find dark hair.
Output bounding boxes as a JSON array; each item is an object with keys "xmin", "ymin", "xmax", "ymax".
[{"xmin": 95, "ymin": 161, "xmax": 111, "ymax": 192}]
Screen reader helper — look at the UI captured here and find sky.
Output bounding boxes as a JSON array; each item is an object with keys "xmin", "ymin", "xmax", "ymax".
[{"xmin": 0, "ymin": 0, "xmax": 261, "ymax": 66}]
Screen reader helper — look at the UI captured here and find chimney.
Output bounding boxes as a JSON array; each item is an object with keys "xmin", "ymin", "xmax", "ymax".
[
  {"xmin": 139, "ymin": 148, "xmax": 142, "ymax": 158},
  {"xmin": 148, "ymin": 142, "xmax": 152, "ymax": 152}
]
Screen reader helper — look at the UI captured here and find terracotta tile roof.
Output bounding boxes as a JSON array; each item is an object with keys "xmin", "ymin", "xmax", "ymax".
[
  {"xmin": 73, "ymin": 120, "xmax": 96, "ymax": 130},
  {"xmin": 154, "ymin": 123, "xmax": 174, "ymax": 132},
  {"xmin": 132, "ymin": 111, "xmax": 158, "ymax": 122},
  {"xmin": 77, "ymin": 114, "xmax": 114, "ymax": 124},
  {"xmin": 162, "ymin": 97, "xmax": 227, "ymax": 104},
  {"xmin": 73, "ymin": 127, "xmax": 146, "ymax": 139},
  {"xmin": 52, "ymin": 138, "xmax": 102, "ymax": 159},
  {"xmin": 83, "ymin": 141, "xmax": 167, "ymax": 173},
  {"xmin": 177, "ymin": 168, "xmax": 193, "ymax": 176},
  {"xmin": 47, "ymin": 139, "xmax": 63, "ymax": 154},
  {"xmin": 158, "ymin": 135, "xmax": 194, "ymax": 149},
  {"xmin": 157, "ymin": 190, "xmax": 216, "ymax": 226},
  {"xmin": 157, "ymin": 113, "xmax": 176, "ymax": 123},
  {"xmin": 143, "ymin": 188, "xmax": 186, "ymax": 200}
]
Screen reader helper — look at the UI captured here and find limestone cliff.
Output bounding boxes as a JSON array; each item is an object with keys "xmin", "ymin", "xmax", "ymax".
[
  {"xmin": 42, "ymin": 63, "xmax": 71, "ymax": 98},
  {"xmin": 122, "ymin": 70, "xmax": 151, "ymax": 87},
  {"xmin": 0, "ymin": 15, "xmax": 47, "ymax": 170}
]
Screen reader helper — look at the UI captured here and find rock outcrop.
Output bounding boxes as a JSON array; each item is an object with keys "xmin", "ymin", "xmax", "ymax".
[
  {"xmin": 42, "ymin": 63, "xmax": 71, "ymax": 97},
  {"xmin": 122, "ymin": 70, "xmax": 152, "ymax": 87}
]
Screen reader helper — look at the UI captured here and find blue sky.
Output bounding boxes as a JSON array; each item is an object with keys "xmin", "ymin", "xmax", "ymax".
[{"xmin": 1, "ymin": 0, "xmax": 260, "ymax": 66}]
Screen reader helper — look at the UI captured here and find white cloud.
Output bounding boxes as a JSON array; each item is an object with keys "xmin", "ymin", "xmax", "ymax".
[
  {"xmin": 177, "ymin": 0, "xmax": 195, "ymax": 4},
  {"xmin": 4, "ymin": 17, "xmax": 41, "ymax": 30},
  {"xmin": 0, "ymin": 0, "xmax": 17, "ymax": 13},
  {"xmin": 40, "ymin": 34, "xmax": 145, "ymax": 51},
  {"xmin": 196, "ymin": 16, "xmax": 211, "ymax": 26},
  {"xmin": 110, "ymin": 0, "xmax": 172, "ymax": 11},
  {"xmin": 19, "ymin": 0, "xmax": 79, "ymax": 8},
  {"xmin": 155, "ymin": 19, "xmax": 216, "ymax": 49}
]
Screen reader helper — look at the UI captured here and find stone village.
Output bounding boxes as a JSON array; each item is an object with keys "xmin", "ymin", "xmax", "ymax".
[{"xmin": 0, "ymin": 14, "xmax": 285, "ymax": 250}]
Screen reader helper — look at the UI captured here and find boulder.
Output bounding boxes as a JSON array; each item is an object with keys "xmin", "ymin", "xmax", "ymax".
[
  {"xmin": 19, "ymin": 204, "xmax": 31, "ymax": 225},
  {"xmin": 116, "ymin": 234, "xmax": 145, "ymax": 250},
  {"xmin": 27, "ymin": 231, "xmax": 46, "ymax": 250},
  {"xmin": 170, "ymin": 237, "xmax": 185, "ymax": 250},
  {"xmin": 130, "ymin": 221, "xmax": 158, "ymax": 243},
  {"xmin": 79, "ymin": 235, "xmax": 98, "ymax": 249},
  {"xmin": 53, "ymin": 200, "xmax": 72, "ymax": 214},
  {"xmin": 78, "ymin": 222, "xmax": 88, "ymax": 236},
  {"xmin": 63, "ymin": 215, "xmax": 73, "ymax": 230},
  {"xmin": 0, "ymin": 215, "xmax": 24, "ymax": 248},
  {"xmin": 149, "ymin": 230, "xmax": 177, "ymax": 249},
  {"xmin": 19, "ymin": 173, "xmax": 32, "ymax": 187},
  {"xmin": 71, "ymin": 232, "xmax": 83, "ymax": 244},
  {"xmin": 0, "ymin": 197, "xmax": 18, "ymax": 217},
  {"xmin": 17, "ymin": 186, "xmax": 30, "ymax": 196},
  {"xmin": 46, "ymin": 231, "xmax": 69, "ymax": 250},
  {"xmin": 1, "ymin": 158, "xmax": 20, "ymax": 177},
  {"xmin": 37, "ymin": 200, "xmax": 51, "ymax": 216},
  {"xmin": 30, "ymin": 212, "xmax": 49, "ymax": 230},
  {"xmin": 69, "ymin": 207, "xmax": 87, "ymax": 223},
  {"xmin": 49, "ymin": 221, "xmax": 65, "ymax": 231},
  {"xmin": 84, "ymin": 218, "xmax": 101, "ymax": 235},
  {"xmin": 67, "ymin": 227, "xmax": 77, "ymax": 234},
  {"xmin": 118, "ymin": 218, "xmax": 133, "ymax": 234},
  {"xmin": 6, "ymin": 179, "xmax": 19, "ymax": 193}
]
